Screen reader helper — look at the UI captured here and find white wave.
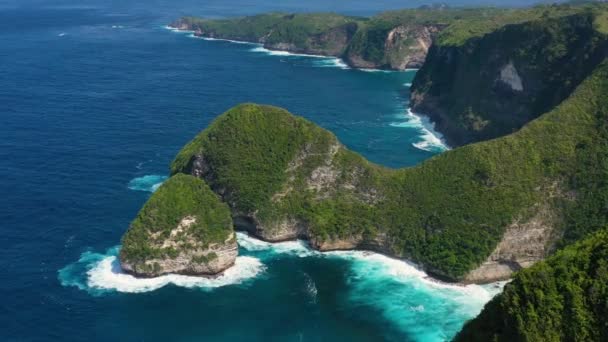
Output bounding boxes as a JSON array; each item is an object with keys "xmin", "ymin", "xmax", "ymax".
[
  {"xmin": 236, "ymin": 232, "xmax": 316, "ymax": 257},
  {"xmin": 390, "ymin": 109, "xmax": 449, "ymax": 153},
  {"xmin": 59, "ymin": 245, "xmax": 265, "ymax": 294},
  {"xmin": 87, "ymin": 255, "xmax": 264, "ymax": 293},
  {"xmin": 163, "ymin": 25, "xmax": 194, "ymax": 33},
  {"xmin": 197, "ymin": 36, "xmax": 259, "ymax": 45},
  {"xmin": 249, "ymin": 46, "xmax": 329, "ymax": 58},
  {"xmin": 127, "ymin": 174, "xmax": 168, "ymax": 192},
  {"xmin": 311, "ymin": 58, "xmax": 350, "ymax": 70},
  {"xmin": 303, "ymin": 272, "xmax": 318, "ymax": 303},
  {"xmin": 237, "ymin": 232, "xmax": 504, "ymax": 302},
  {"xmin": 111, "ymin": 25, "xmax": 124, "ymax": 29},
  {"xmin": 404, "ymin": 82, "xmax": 412, "ymax": 87},
  {"xmin": 58, "ymin": 32, "xmax": 66, "ymax": 37}
]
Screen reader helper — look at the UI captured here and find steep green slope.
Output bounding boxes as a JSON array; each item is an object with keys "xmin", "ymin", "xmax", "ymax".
[
  {"xmin": 172, "ymin": 13, "xmax": 360, "ymax": 56},
  {"xmin": 454, "ymin": 229, "xmax": 608, "ymax": 342},
  {"xmin": 170, "ymin": 60, "xmax": 608, "ymax": 280},
  {"xmin": 120, "ymin": 174, "xmax": 236, "ymax": 277},
  {"xmin": 411, "ymin": 7, "xmax": 608, "ymax": 146}
]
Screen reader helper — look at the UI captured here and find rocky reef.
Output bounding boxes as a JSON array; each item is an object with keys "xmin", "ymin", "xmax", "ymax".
[{"xmin": 120, "ymin": 174, "xmax": 236, "ymax": 277}]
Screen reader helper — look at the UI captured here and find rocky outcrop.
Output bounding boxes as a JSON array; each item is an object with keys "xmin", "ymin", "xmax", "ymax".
[
  {"xmin": 119, "ymin": 174, "xmax": 236, "ymax": 278},
  {"xmin": 411, "ymin": 13, "xmax": 608, "ymax": 146},
  {"xmin": 264, "ymin": 22, "xmax": 358, "ymax": 57},
  {"xmin": 345, "ymin": 24, "xmax": 442, "ymax": 69},
  {"xmin": 463, "ymin": 204, "xmax": 559, "ymax": 284},
  {"xmin": 169, "ymin": 16, "xmax": 445, "ymax": 70},
  {"xmin": 121, "ymin": 225, "xmax": 238, "ymax": 277}
]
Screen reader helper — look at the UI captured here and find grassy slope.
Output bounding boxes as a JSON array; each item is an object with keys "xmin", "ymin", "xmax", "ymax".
[
  {"xmin": 454, "ymin": 229, "xmax": 608, "ymax": 341},
  {"xmin": 120, "ymin": 174, "xmax": 232, "ymax": 263},
  {"xmin": 170, "ymin": 60, "xmax": 608, "ymax": 279}
]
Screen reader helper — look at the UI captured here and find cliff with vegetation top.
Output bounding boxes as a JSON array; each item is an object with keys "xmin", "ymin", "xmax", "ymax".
[
  {"xmin": 167, "ymin": 57, "xmax": 608, "ymax": 282},
  {"xmin": 120, "ymin": 174, "xmax": 236, "ymax": 277},
  {"xmin": 454, "ymin": 229, "xmax": 608, "ymax": 342},
  {"xmin": 411, "ymin": 4, "xmax": 608, "ymax": 146},
  {"xmin": 170, "ymin": 7, "xmax": 531, "ymax": 70}
]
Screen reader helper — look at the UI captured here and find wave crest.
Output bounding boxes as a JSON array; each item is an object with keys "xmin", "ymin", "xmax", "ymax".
[
  {"xmin": 59, "ymin": 246, "xmax": 265, "ymax": 294},
  {"xmin": 127, "ymin": 175, "xmax": 167, "ymax": 192}
]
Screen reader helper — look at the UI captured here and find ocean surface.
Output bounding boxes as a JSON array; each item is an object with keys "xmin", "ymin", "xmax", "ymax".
[{"xmin": 0, "ymin": 0, "xmax": 530, "ymax": 340}]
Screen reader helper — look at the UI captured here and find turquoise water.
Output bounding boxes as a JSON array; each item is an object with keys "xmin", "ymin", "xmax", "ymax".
[{"xmin": 0, "ymin": 0, "xmax": 516, "ymax": 340}]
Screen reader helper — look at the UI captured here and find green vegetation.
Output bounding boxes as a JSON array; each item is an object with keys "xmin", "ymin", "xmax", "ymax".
[
  {"xmin": 175, "ymin": 13, "xmax": 360, "ymax": 55},
  {"xmin": 412, "ymin": 8, "xmax": 608, "ymax": 146},
  {"xmin": 120, "ymin": 173, "xmax": 232, "ymax": 263},
  {"xmin": 454, "ymin": 229, "xmax": 608, "ymax": 341},
  {"xmin": 170, "ymin": 60, "xmax": 608, "ymax": 279}
]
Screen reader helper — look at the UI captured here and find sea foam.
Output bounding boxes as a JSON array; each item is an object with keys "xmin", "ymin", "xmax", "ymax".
[
  {"xmin": 390, "ymin": 109, "xmax": 449, "ymax": 153},
  {"xmin": 236, "ymin": 232, "xmax": 316, "ymax": 257},
  {"xmin": 127, "ymin": 175, "xmax": 167, "ymax": 192},
  {"xmin": 59, "ymin": 245, "xmax": 265, "ymax": 294}
]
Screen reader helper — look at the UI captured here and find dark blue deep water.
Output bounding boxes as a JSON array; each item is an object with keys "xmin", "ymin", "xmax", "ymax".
[{"xmin": 0, "ymin": 0, "xmax": 529, "ymax": 340}]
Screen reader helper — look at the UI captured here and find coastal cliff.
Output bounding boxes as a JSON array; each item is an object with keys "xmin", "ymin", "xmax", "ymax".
[
  {"xmin": 120, "ymin": 174, "xmax": 236, "ymax": 277},
  {"xmin": 411, "ymin": 9, "xmax": 608, "ymax": 146},
  {"xmin": 169, "ymin": 7, "xmax": 520, "ymax": 70},
  {"xmin": 168, "ymin": 56, "xmax": 608, "ymax": 282},
  {"xmin": 455, "ymin": 229, "xmax": 608, "ymax": 341}
]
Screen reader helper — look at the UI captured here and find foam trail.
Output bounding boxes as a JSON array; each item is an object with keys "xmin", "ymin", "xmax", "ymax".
[
  {"xmin": 163, "ymin": 25, "xmax": 194, "ymax": 33},
  {"xmin": 236, "ymin": 232, "xmax": 316, "ymax": 257},
  {"xmin": 250, "ymin": 46, "xmax": 330, "ymax": 58},
  {"xmin": 390, "ymin": 109, "xmax": 449, "ymax": 152},
  {"xmin": 59, "ymin": 246, "xmax": 265, "ymax": 294},
  {"xmin": 127, "ymin": 175, "xmax": 168, "ymax": 192}
]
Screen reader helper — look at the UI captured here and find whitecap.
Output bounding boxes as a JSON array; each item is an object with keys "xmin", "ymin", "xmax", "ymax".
[
  {"xmin": 236, "ymin": 232, "xmax": 316, "ymax": 257},
  {"xmin": 127, "ymin": 174, "xmax": 168, "ymax": 192},
  {"xmin": 327, "ymin": 250, "xmax": 505, "ymax": 339},
  {"xmin": 59, "ymin": 246, "xmax": 265, "ymax": 294},
  {"xmin": 311, "ymin": 58, "xmax": 350, "ymax": 70},
  {"xmin": 163, "ymin": 25, "xmax": 194, "ymax": 33},
  {"xmin": 58, "ymin": 32, "xmax": 66, "ymax": 37},
  {"xmin": 249, "ymin": 46, "xmax": 328, "ymax": 58},
  {"xmin": 404, "ymin": 82, "xmax": 412, "ymax": 87},
  {"xmin": 197, "ymin": 36, "xmax": 259, "ymax": 45},
  {"xmin": 390, "ymin": 109, "xmax": 449, "ymax": 153}
]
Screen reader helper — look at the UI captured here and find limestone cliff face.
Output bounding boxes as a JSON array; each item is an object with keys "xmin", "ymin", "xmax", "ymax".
[
  {"xmin": 121, "ymin": 222, "xmax": 238, "ymax": 277},
  {"xmin": 169, "ymin": 17, "xmax": 442, "ymax": 71},
  {"xmin": 345, "ymin": 24, "xmax": 442, "ymax": 70},
  {"xmin": 119, "ymin": 174, "xmax": 237, "ymax": 278},
  {"xmin": 264, "ymin": 22, "xmax": 358, "ymax": 57},
  {"xmin": 411, "ymin": 13, "xmax": 608, "ymax": 146}
]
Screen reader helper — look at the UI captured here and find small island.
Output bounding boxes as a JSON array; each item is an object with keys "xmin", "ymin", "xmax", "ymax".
[{"xmin": 120, "ymin": 174, "xmax": 237, "ymax": 277}]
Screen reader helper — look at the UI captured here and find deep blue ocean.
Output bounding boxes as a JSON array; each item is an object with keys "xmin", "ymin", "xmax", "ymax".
[{"xmin": 0, "ymin": 0, "xmax": 537, "ymax": 340}]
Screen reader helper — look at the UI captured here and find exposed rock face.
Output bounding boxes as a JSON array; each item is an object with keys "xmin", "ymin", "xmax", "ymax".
[
  {"xmin": 170, "ymin": 17, "xmax": 443, "ymax": 71},
  {"xmin": 265, "ymin": 23, "xmax": 358, "ymax": 57},
  {"xmin": 119, "ymin": 174, "xmax": 236, "ymax": 278},
  {"xmin": 499, "ymin": 61, "xmax": 524, "ymax": 92},
  {"xmin": 346, "ymin": 24, "xmax": 441, "ymax": 70},
  {"xmin": 121, "ymin": 224, "xmax": 238, "ymax": 277},
  {"xmin": 411, "ymin": 13, "xmax": 608, "ymax": 146},
  {"xmin": 463, "ymin": 205, "xmax": 559, "ymax": 283}
]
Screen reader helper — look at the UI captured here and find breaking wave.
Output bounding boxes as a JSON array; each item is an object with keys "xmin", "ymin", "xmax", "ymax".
[
  {"xmin": 58, "ymin": 246, "xmax": 265, "ymax": 294},
  {"xmin": 127, "ymin": 175, "xmax": 167, "ymax": 192},
  {"xmin": 390, "ymin": 109, "xmax": 449, "ymax": 153}
]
